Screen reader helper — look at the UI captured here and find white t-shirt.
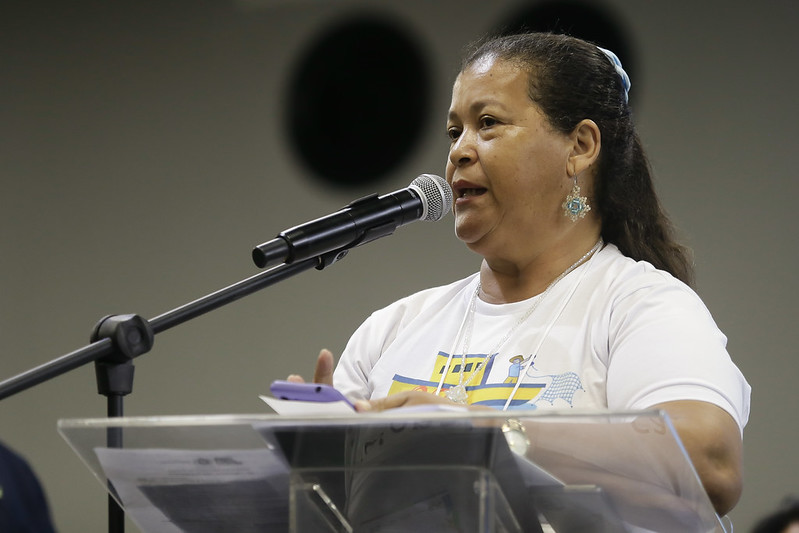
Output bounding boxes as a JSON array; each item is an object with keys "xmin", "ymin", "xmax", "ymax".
[{"xmin": 334, "ymin": 244, "xmax": 751, "ymax": 431}]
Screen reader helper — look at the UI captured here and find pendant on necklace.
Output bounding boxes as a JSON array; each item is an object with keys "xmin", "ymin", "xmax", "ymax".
[{"xmin": 445, "ymin": 384, "xmax": 469, "ymax": 404}]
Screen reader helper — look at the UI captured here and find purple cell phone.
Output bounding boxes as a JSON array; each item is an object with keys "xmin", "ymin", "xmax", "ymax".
[{"xmin": 270, "ymin": 380, "xmax": 354, "ymax": 408}]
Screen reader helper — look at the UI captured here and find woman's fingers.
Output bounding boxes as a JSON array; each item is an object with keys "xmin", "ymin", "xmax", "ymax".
[
  {"xmin": 313, "ymin": 348, "xmax": 335, "ymax": 385},
  {"xmin": 355, "ymin": 390, "xmax": 452, "ymax": 412},
  {"xmin": 285, "ymin": 349, "xmax": 335, "ymax": 384}
]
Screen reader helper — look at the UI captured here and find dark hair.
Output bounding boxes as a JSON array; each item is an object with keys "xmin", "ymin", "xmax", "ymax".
[{"xmin": 461, "ymin": 32, "xmax": 695, "ymax": 287}]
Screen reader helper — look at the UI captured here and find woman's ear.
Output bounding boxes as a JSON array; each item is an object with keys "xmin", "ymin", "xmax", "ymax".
[{"xmin": 568, "ymin": 119, "xmax": 601, "ymax": 175}]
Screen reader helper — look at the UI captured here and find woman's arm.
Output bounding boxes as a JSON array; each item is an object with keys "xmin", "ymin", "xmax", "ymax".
[
  {"xmin": 357, "ymin": 393, "xmax": 743, "ymax": 517},
  {"xmin": 654, "ymin": 399, "xmax": 743, "ymax": 516}
]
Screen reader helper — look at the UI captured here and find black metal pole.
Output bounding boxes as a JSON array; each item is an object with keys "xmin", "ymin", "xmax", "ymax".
[
  {"xmin": 0, "ymin": 253, "xmax": 338, "ymax": 533},
  {"xmin": 106, "ymin": 394, "xmax": 125, "ymax": 533},
  {"xmin": 0, "ymin": 256, "xmax": 323, "ymax": 401}
]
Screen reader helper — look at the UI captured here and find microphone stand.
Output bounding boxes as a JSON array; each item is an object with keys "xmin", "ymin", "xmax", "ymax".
[{"xmin": 0, "ymin": 249, "xmax": 349, "ymax": 533}]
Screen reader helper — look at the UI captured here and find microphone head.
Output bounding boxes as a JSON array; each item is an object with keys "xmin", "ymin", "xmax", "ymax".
[{"xmin": 409, "ymin": 174, "xmax": 453, "ymax": 222}]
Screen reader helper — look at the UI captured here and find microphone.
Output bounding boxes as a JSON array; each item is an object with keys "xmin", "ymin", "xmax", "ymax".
[{"xmin": 252, "ymin": 174, "xmax": 452, "ymax": 269}]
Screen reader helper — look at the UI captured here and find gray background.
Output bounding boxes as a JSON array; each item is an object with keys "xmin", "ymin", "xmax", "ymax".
[{"xmin": 1, "ymin": 0, "xmax": 796, "ymax": 531}]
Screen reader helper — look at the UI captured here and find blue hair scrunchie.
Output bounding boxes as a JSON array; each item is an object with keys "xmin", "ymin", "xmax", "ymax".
[{"xmin": 597, "ymin": 46, "xmax": 631, "ymax": 104}]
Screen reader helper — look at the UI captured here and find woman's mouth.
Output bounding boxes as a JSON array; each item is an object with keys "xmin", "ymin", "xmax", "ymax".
[{"xmin": 457, "ymin": 188, "xmax": 487, "ymax": 199}]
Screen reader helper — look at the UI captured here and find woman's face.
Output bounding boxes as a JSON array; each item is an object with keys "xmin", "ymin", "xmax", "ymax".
[{"xmin": 445, "ymin": 55, "xmax": 575, "ymax": 260}]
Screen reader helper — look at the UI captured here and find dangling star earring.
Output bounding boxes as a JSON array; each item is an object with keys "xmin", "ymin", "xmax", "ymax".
[{"xmin": 562, "ymin": 173, "xmax": 591, "ymax": 222}]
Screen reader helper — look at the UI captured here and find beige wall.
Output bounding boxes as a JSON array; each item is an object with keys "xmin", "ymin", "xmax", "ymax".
[{"xmin": 1, "ymin": 0, "xmax": 796, "ymax": 530}]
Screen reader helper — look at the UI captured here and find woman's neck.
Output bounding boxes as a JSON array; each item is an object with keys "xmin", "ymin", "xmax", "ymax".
[{"xmin": 478, "ymin": 232, "xmax": 602, "ymax": 304}]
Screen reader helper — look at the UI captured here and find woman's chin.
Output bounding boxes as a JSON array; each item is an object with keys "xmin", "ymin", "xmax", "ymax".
[
  {"xmin": 454, "ymin": 224, "xmax": 480, "ymax": 245},
  {"xmin": 455, "ymin": 227, "xmax": 491, "ymax": 255}
]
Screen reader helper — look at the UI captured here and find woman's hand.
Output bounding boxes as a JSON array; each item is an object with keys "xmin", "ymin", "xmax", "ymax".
[
  {"xmin": 287, "ymin": 351, "xmax": 492, "ymax": 414},
  {"xmin": 286, "ymin": 348, "xmax": 335, "ymax": 385},
  {"xmin": 353, "ymin": 390, "xmax": 494, "ymax": 413},
  {"xmin": 353, "ymin": 390, "xmax": 450, "ymax": 412}
]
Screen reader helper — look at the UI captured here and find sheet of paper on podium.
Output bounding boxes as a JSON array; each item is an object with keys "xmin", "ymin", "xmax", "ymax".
[
  {"xmin": 259, "ymin": 395, "xmax": 355, "ymax": 415},
  {"xmin": 95, "ymin": 447, "xmax": 290, "ymax": 533}
]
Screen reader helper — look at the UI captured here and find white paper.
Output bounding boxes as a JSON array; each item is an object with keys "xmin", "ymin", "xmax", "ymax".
[
  {"xmin": 95, "ymin": 447, "xmax": 290, "ymax": 533},
  {"xmin": 259, "ymin": 394, "xmax": 480, "ymax": 416},
  {"xmin": 260, "ymin": 395, "xmax": 355, "ymax": 415}
]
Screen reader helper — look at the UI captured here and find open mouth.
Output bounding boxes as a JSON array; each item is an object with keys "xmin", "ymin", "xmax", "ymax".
[{"xmin": 458, "ymin": 188, "xmax": 487, "ymax": 199}]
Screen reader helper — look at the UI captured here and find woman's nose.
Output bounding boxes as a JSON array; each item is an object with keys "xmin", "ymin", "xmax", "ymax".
[{"xmin": 448, "ymin": 131, "xmax": 475, "ymax": 167}]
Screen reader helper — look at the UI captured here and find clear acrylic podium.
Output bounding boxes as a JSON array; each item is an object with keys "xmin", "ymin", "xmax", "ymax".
[{"xmin": 58, "ymin": 409, "xmax": 724, "ymax": 532}]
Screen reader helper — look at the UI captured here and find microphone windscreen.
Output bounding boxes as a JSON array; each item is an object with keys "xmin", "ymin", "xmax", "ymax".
[{"xmin": 410, "ymin": 174, "xmax": 452, "ymax": 222}]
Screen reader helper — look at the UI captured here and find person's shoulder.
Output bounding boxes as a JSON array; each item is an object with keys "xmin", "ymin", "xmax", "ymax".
[
  {"xmin": 593, "ymin": 243, "xmax": 700, "ymax": 302},
  {"xmin": 0, "ymin": 440, "xmax": 34, "ymax": 479},
  {"xmin": 587, "ymin": 244, "xmax": 723, "ymax": 338},
  {"xmin": 0, "ymin": 441, "xmax": 57, "ymax": 533},
  {"xmin": 371, "ymin": 273, "xmax": 478, "ymax": 317}
]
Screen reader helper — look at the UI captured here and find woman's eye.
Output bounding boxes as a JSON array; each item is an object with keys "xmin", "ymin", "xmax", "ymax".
[
  {"xmin": 447, "ymin": 127, "xmax": 461, "ymax": 141},
  {"xmin": 480, "ymin": 116, "xmax": 497, "ymax": 128}
]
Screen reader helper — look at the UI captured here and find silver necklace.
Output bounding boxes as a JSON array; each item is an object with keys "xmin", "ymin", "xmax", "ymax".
[{"xmin": 444, "ymin": 239, "xmax": 603, "ymax": 404}]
